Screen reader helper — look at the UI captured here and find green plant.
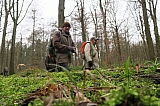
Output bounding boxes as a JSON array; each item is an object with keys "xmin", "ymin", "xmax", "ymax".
[
  {"xmin": 1, "ymin": 67, "xmax": 160, "ymax": 106},
  {"xmin": 144, "ymin": 57, "xmax": 160, "ymax": 72},
  {"xmin": 125, "ymin": 56, "xmax": 130, "ymax": 87}
]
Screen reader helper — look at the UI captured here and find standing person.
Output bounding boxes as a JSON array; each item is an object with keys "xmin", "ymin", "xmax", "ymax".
[
  {"xmin": 84, "ymin": 37, "xmax": 99, "ymax": 70},
  {"xmin": 52, "ymin": 22, "xmax": 76, "ymax": 71},
  {"xmin": 4, "ymin": 67, "xmax": 9, "ymax": 76}
]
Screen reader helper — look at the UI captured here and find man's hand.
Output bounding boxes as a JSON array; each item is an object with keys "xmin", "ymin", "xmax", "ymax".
[
  {"xmin": 68, "ymin": 46, "xmax": 76, "ymax": 53},
  {"xmin": 88, "ymin": 61, "xmax": 93, "ymax": 67},
  {"xmin": 71, "ymin": 47, "xmax": 76, "ymax": 53}
]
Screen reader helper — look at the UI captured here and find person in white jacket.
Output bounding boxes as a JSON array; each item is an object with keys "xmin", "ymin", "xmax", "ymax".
[{"xmin": 84, "ymin": 37, "xmax": 99, "ymax": 70}]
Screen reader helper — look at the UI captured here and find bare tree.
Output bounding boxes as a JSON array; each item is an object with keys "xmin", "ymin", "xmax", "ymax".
[
  {"xmin": 31, "ymin": 9, "xmax": 36, "ymax": 67},
  {"xmin": 0, "ymin": 0, "xmax": 12, "ymax": 73},
  {"xmin": 9, "ymin": 0, "xmax": 33, "ymax": 74},
  {"xmin": 127, "ymin": 1, "xmax": 148, "ymax": 60},
  {"xmin": 148, "ymin": 0, "xmax": 160, "ymax": 57},
  {"xmin": 58, "ymin": 0, "xmax": 65, "ymax": 27},
  {"xmin": 139, "ymin": 0, "xmax": 155, "ymax": 60},
  {"xmin": 89, "ymin": 1, "xmax": 99, "ymax": 38},
  {"xmin": 5, "ymin": 40, "xmax": 11, "ymax": 67},
  {"xmin": 89, "ymin": 1, "xmax": 101, "ymax": 64},
  {"xmin": 99, "ymin": 0, "xmax": 111, "ymax": 65},
  {"xmin": 0, "ymin": 0, "xmax": 3, "ymax": 30},
  {"xmin": 75, "ymin": 0, "xmax": 87, "ymax": 42}
]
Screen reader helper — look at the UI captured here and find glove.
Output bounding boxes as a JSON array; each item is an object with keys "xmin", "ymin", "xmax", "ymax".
[
  {"xmin": 68, "ymin": 46, "xmax": 76, "ymax": 53},
  {"xmin": 72, "ymin": 48, "xmax": 76, "ymax": 53},
  {"xmin": 88, "ymin": 61, "xmax": 93, "ymax": 67}
]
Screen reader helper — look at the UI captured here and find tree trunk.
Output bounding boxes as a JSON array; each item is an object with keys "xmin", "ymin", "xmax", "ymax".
[
  {"xmin": 90, "ymin": 8, "xmax": 100, "ymax": 63},
  {"xmin": 139, "ymin": 14, "xmax": 148, "ymax": 60},
  {"xmin": 141, "ymin": 0, "xmax": 155, "ymax": 60},
  {"xmin": 115, "ymin": 25, "xmax": 122, "ymax": 62},
  {"xmin": 9, "ymin": 22, "xmax": 17, "ymax": 74},
  {"xmin": 76, "ymin": 0, "xmax": 86, "ymax": 42},
  {"xmin": 99, "ymin": 0, "xmax": 111, "ymax": 65},
  {"xmin": 6, "ymin": 41, "xmax": 10, "ymax": 67},
  {"xmin": 0, "ymin": 0, "xmax": 10, "ymax": 73},
  {"xmin": 9, "ymin": 0, "xmax": 32, "ymax": 74},
  {"xmin": 148, "ymin": 0, "xmax": 160, "ymax": 57},
  {"xmin": 32, "ymin": 9, "xmax": 36, "ymax": 67},
  {"xmin": 9, "ymin": 0, "xmax": 19, "ymax": 74},
  {"xmin": 58, "ymin": 0, "xmax": 65, "ymax": 28}
]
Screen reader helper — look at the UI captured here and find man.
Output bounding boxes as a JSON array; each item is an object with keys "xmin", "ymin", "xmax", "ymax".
[
  {"xmin": 84, "ymin": 37, "xmax": 99, "ymax": 70},
  {"xmin": 52, "ymin": 22, "xmax": 76, "ymax": 71},
  {"xmin": 4, "ymin": 67, "xmax": 9, "ymax": 76}
]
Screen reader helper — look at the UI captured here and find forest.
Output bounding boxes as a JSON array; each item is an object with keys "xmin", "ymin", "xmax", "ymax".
[{"xmin": 0, "ymin": 0, "xmax": 160, "ymax": 106}]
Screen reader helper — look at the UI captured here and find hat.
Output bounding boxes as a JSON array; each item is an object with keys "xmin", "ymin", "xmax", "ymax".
[
  {"xmin": 63, "ymin": 22, "xmax": 71, "ymax": 28},
  {"xmin": 90, "ymin": 36, "xmax": 99, "ymax": 41}
]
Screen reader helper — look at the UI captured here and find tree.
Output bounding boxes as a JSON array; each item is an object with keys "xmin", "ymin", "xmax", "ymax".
[
  {"xmin": 0, "ymin": 0, "xmax": 12, "ymax": 73},
  {"xmin": 139, "ymin": 0, "xmax": 155, "ymax": 60},
  {"xmin": 99, "ymin": 0, "xmax": 111, "ymax": 65},
  {"xmin": 76, "ymin": 0, "xmax": 87, "ymax": 42},
  {"xmin": 107, "ymin": 0, "xmax": 126, "ymax": 63},
  {"xmin": 89, "ymin": 1, "xmax": 101, "ymax": 63},
  {"xmin": 58, "ymin": 0, "xmax": 65, "ymax": 27},
  {"xmin": 127, "ymin": 1, "xmax": 149, "ymax": 60},
  {"xmin": 148, "ymin": 0, "xmax": 160, "ymax": 57},
  {"xmin": 0, "ymin": 0, "xmax": 3, "ymax": 30},
  {"xmin": 9, "ymin": 0, "xmax": 33, "ymax": 74}
]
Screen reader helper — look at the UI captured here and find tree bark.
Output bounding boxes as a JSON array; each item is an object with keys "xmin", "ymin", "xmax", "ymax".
[
  {"xmin": 0, "ymin": 0, "xmax": 11, "ymax": 73},
  {"xmin": 115, "ymin": 25, "xmax": 122, "ymax": 62},
  {"xmin": 76, "ymin": 0, "xmax": 86, "ymax": 42},
  {"xmin": 58, "ymin": 0, "xmax": 65, "ymax": 28},
  {"xmin": 99, "ymin": 0, "xmax": 111, "ymax": 65},
  {"xmin": 148, "ymin": 0, "xmax": 160, "ymax": 57},
  {"xmin": 141, "ymin": 0, "xmax": 155, "ymax": 60}
]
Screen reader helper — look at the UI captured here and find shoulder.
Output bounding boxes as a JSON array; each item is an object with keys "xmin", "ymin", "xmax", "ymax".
[
  {"xmin": 85, "ymin": 42, "xmax": 91, "ymax": 48},
  {"xmin": 86, "ymin": 41, "xmax": 90, "ymax": 45}
]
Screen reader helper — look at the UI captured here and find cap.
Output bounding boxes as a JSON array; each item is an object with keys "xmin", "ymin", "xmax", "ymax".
[
  {"xmin": 90, "ymin": 36, "xmax": 99, "ymax": 41},
  {"xmin": 63, "ymin": 22, "xmax": 71, "ymax": 28}
]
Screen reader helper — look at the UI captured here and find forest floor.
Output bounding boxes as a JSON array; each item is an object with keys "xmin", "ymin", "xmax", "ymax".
[{"xmin": 0, "ymin": 66, "xmax": 160, "ymax": 106}]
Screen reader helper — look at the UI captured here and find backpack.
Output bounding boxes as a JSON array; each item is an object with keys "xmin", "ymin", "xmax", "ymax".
[
  {"xmin": 45, "ymin": 55, "xmax": 56, "ymax": 71},
  {"xmin": 48, "ymin": 39, "xmax": 56, "ymax": 57},
  {"xmin": 80, "ymin": 42, "xmax": 90, "ymax": 59},
  {"xmin": 45, "ymin": 30, "xmax": 61, "ymax": 71},
  {"xmin": 49, "ymin": 30, "xmax": 62, "ymax": 56}
]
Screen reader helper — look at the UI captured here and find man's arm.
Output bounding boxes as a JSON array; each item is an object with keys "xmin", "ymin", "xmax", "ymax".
[{"xmin": 52, "ymin": 31, "xmax": 75, "ymax": 53}]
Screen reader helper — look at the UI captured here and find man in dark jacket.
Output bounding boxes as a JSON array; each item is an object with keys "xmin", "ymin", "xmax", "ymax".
[
  {"xmin": 4, "ymin": 67, "xmax": 9, "ymax": 76},
  {"xmin": 52, "ymin": 22, "xmax": 76, "ymax": 71}
]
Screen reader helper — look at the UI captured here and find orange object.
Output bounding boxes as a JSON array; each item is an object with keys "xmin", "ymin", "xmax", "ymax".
[{"xmin": 80, "ymin": 42, "xmax": 87, "ymax": 53}]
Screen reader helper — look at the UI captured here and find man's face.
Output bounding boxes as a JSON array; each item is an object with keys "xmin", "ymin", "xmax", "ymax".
[
  {"xmin": 92, "ymin": 39, "xmax": 98, "ymax": 45},
  {"xmin": 63, "ymin": 26, "xmax": 70, "ymax": 33}
]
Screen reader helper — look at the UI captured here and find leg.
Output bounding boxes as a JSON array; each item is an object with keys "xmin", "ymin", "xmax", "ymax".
[
  {"xmin": 58, "ymin": 62, "xmax": 70, "ymax": 71},
  {"xmin": 4, "ymin": 71, "xmax": 8, "ymax": 76}
]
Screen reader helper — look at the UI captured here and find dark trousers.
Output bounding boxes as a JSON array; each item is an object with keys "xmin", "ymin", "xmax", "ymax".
[
  {"xmin": 4, "ymin": 71, "xmax": 8, "ymax": 76},
  {"xmin": 58, "ymin": 62, "xmax": 70, "ymax": 71}
]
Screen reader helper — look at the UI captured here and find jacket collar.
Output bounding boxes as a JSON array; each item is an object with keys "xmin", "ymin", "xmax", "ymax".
[{"xmin": 61, "ymin": 29, "xmax": 71, "ymax": 37}]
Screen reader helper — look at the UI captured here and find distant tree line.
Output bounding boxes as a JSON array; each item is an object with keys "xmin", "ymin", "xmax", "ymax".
[{"xmin": 0, "ymin": 0, "xmax": 159, "ymax": 74}]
